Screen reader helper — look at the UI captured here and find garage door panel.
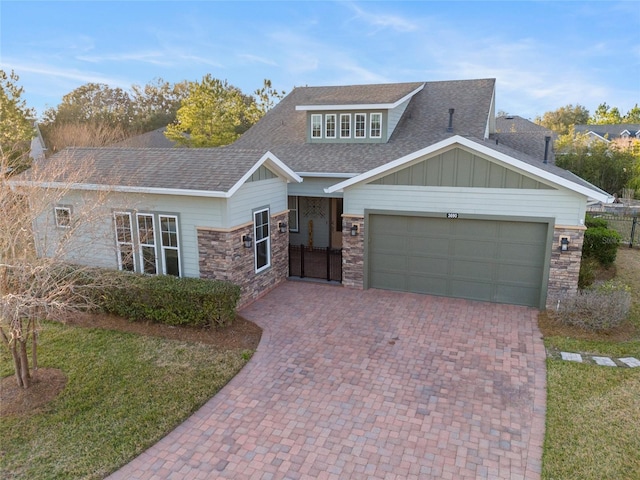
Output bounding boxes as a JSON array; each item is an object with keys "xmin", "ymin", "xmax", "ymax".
[
  {"xmin": 369, "ymin": 214, "xmax": 548, "ymax": 307},
  {"xmin": 407, "ymin": 274, "xmax": 449, "ymax": 296},
  {"xmin": 409, "ymin": 256, "xmax": 449, "ymax": 275}
]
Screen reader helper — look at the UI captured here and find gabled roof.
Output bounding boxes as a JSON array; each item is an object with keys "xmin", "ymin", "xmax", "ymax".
[
  {"xmin": 575, "ymin": 123, "xmax": 640, "ymax": 140},
  {"xmin": 325, "ymin": 135, "xmax": 613, "ymax": 203},
  {"xmin": 492, "ymin": 115, "xmax": 557, "ymax": 164},
  {"xmin": 10, "ymin": 147, "xmax": 301, "ymax": 198},
  {"xmin": 295, "ymin": 83, "xmax": 424, "ymax": 111},
  {"xmin": 108, "ymin": 127, "xmax": 181, "ymax": 148},
  {"xmin": 234, "ymin": 78, "xmax": 497, "ymax": 174}
]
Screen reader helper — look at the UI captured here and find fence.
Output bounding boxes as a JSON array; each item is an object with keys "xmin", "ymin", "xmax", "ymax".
[{"xmin": 588, "ymin": 213, "xmax": 639, "ymax": 248}]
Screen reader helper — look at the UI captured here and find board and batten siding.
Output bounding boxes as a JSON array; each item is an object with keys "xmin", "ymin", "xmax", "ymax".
[{"xmin": 345, "ymin": 185, "xmax": 587, "ymax": 226}]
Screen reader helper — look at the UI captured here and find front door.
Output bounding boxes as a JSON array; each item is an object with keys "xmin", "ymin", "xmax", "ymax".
[{"xmin": 330, "ymin": 198, "xmax": 343, "ymax": 248}]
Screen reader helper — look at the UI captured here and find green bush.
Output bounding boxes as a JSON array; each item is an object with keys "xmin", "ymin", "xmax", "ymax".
[
  {"xmin": 582, "ymin": 226, "xmax": 621, "ymax": 267},
  {"xmin": 584, "ymin": 214, "xmax": 609, "ymax": 229},
  {"xmin": 578, "ymin": 257, "xmax": 598, "ymax": 289},
  {"xmin": 92, "ymin": 270, "xmax": 241, "ymax": 328},
  {"xmin": 555, "ymin": 281, "xmax": 631, "ymax": 331}
]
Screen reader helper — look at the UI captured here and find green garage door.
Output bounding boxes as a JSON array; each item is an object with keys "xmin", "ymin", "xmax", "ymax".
[{"xmin": 368, "ymin": 215, "xmax": 549, "ymax": 307}]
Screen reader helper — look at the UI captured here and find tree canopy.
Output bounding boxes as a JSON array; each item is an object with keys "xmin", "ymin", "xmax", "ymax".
[
  {"xmin": 0, "ymin": 70, "xmax": 35, "ymax": 174},
  {"xmin": 534, "ymin": 104, "xmax": 589, "ymax": 135},
  {"xmin": 164, "ymin": 77, "xmax": 284, "ymax": 147}
]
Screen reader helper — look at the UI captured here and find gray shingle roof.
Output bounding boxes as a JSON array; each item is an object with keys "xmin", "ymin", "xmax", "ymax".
[
  {"xmin": 492, "ymin": 116, "xmax": 557, "ymax": 164},
  {"xmin": 234, "ymin": 78, "xmax": 497, "ymax": 173},
  {"xmin": 294, "ymin": 82, "xmax": 425, "ymax": 106},
  {"xmin": 15, "ymin": 147, "xmax": 270, "ymax": 192},
  {"xmin": 108, "ymin": 127, "xmax": 181, "ymax": 148},
  {"xmin": 575, "ymin": 124, "xmax": 640, "ymax": 139}
]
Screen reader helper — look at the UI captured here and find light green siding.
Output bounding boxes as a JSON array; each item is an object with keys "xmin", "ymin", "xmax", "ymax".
[
  {"xmin": 370, "ymin": 148, "xmax": 553, "ymax": 189},
  {"xmin": 288, "ymin": 177, "xmax": 347, "ymax": 198},
  {"xmin": 228, "ymin": 178, "xmax": 287, "ymax": 226},
  {"xmin": 247, "ymin": 165, "xmax": 277, "ymax": 182},
  {"xmin": 387, "ymin": 98, "xmax": 411, "ymax": 137},
  {"xmin": 346, "ymin": 185, "xmax": 586, "ymax": 226},
  {"xmin": 367, "ymin": 213, "xmax": 551, "ymax": 307}
]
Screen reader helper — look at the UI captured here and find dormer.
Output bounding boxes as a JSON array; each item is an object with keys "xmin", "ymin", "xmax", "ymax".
[{"xmin": 296, "ymin": 83, "xmax": 424, "ymax": 144}]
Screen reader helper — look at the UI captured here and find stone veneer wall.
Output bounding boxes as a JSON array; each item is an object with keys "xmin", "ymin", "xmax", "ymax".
[
  {"xmin": 197, "ymin": 211, "xmax": 289, "ymax": 307},
  {"xmin": 546, "ymin": 226, "xmax": 585, "ymax": 309},
  {"xmin": 342, "ymin": 216, "xmax": 365, "ymax": 289}
]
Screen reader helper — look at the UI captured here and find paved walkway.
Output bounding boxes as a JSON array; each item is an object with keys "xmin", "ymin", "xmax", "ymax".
[{"xmin": 108, "ymin": 281, "xmax": 546, "ymax": 479}]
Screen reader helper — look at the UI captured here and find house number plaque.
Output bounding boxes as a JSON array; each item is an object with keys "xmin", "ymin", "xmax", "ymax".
[{"xmin": 446, "ymin": 213, "xmax": 459, "ymax": 219}]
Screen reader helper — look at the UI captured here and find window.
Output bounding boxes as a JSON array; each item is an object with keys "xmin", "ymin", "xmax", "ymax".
[
  {"xmin": 160, "ymin": 215, "xmax": 180, "ymax": 277},
  {"xmin": 137, "ymin": 213, "xmax": 158, "ymax": 274},
  {"xmin": 370, "ymin": 113, "xmax": 382, "ymax": 138},
  {"xmin": 325, "ymin": 114, "xmax": 336, "ymax": 138},
  {"xmin": 114, "ymin": 212, "xmax": 136, "ymax": 272},
  {"xmin": 288, "ymin": 196, "xmax": 299, "ymax": 232},
  {"xmin": 54, "ymin": 206, "xmax": 71, "ymax": 228},
  {"xmin": 340, "ymin": 114, "xmax": 351, "ymax": 138},
  {"xmin": 355, "ymin": 113, "xmax": 366, "ymax": 138},
  {"xmin": 311, "ymin": 114, "xmax": 322, "ymax": 138},
  {"xmin": 253, "ymin": 208, "xmax": 270, "ymax": 272}
]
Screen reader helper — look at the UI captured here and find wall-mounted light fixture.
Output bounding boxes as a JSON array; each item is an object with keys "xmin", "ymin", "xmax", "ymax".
[
  {"xmin": 560, "ymin": 236, "xmax": 570, "ymax": 252},
  {"xmin": 278, "ymin": 222, "xmax": 288, "ymax": 233},
  {"xmin": 350, "ymin": 224, "xmax": 359, "ymax": 236},
  {"xmin": 243, "ymin": 234, "xmax": 253, "ymax": 248}
]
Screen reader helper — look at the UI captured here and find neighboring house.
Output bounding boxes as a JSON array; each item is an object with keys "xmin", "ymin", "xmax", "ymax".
[
  {"xmin": 29, "ymin": 123, "xmax": 47, "ymax": 161},
  {"xmin": 574, "ymin": 123, "xmax": 640, "ymax": 151},
  {"xmin": 108, "ymin": 127, "xmax": 182, "ymax": 148},
  {"xmin": 10, "ymin": 78, "xmax": 613, "ymax": 309}
]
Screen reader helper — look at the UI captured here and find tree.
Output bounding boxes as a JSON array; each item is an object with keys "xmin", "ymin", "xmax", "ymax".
[
  {"xmin": 42, "ymin": 121, "xmax": 129, "ymax": 154},
  {"xmin": 623, "ymin": 104, "xmax": 640, "ymax": 123},
  {"xmin": 555, "ymin": 136, "xmax": 636, "ymax": 197},
  {"xmin": 165, "ymin": 77, "xmax": 284, "ymax": 147},
  {"xmin": 0, "ymin": 70, "xmax": 35, "ymax": 174},
  {"xmin": 1, "ymin": 150, "xmax": 117, "ymax": 389},
  {"xmin": 130, "ymin": 78, "xmax": 189, "ymax": 132},
  {"xmin": 589, "ymin": 103, "xmax": 623, "ymax": 125},
  {"xmin": 534, "ymin": 104, "xmax": 589, "ymax": 135}
]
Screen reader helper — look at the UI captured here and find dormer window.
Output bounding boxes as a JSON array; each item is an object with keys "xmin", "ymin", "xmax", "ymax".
[
  {"xmin": 340, "ymin": 114, "xmax": 351, "ymax": 138},
  {"xmin": 370, "ymin": 113, "xmax": 382, "ymax": 138},
  {"xmin": 311, "ymin": 114, "xmax": 322, "ymax": 138},
  {"xmin": 355, "ymin": 114, "xmax": 366, "ymax": 138},
  {"xmin": 325, "ymin": 114, "xmax": 336, "ymax": 138}
]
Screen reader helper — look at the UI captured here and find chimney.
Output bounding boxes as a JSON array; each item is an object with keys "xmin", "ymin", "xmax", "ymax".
[
  {"xmin": 544, "ymin": 136, "xmax": 551, "ymax": 164},
  {"xmin": 447, "ymin": 108, "xmax": 455, "ymax": 132}
]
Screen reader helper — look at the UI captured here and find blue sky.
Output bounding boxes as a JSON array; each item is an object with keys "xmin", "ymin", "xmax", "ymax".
[{"xmin": 1, "ymin": 1, "xmax": 639, "ymax": 121}]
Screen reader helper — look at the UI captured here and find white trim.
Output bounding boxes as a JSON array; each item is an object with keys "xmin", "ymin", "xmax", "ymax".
[
  {"xmin": 295, "ymin": 84, "xmax": 424, "ymax": 111},
  {"xmin": 586, "ymin": 131, "xmax": 610, "ymax": 143},
  {"xmin": 159, "ymin": 214, "xmax": 181, "ymax": 277},
  {"xmin": 340, "ymin": 113, "xmax": 351, "ymax": 139},
  {"xmin": 13, "ymin": 151, "xmax": 303, "ymax": 199},
  {"xmin": 354, "ymin": 113, "xmax": 366, "ymax": 138},
  {"xmin": 253, "ymin": 207, "xmax": 271, "ymax": 273},
  {"xmin": 114, "ymin": 211, "xmax": 136, "ymax": 272},
  {"xmin": 369, "ymin": 113, "xmax": 382, "ymax": 138},
  {"xmin": 311, "ymin": 114, "xmax": 322, "ymax": 138},
  {"xmin": 324, "ymin": 135, "xmax": 614, "ymax": 203},
  {"xmin": 136, "ymin": 213, "xmax": 158, "ymax": 275},
  {"xmin": 296, "ymin": 172, "xmax": 358, "ymax": 178},
  {"xmin": 325, "ymin": 113, "xmax": 337, "ymax": 139},
  {"xmin": 54, "ymin": 206, "xmax": 71, "ymax": 228}
]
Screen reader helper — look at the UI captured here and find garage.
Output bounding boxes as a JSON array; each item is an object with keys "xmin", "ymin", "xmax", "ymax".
[{"xmin": 367, "ymin": 213, "xmax": 551, "ymax": 307}]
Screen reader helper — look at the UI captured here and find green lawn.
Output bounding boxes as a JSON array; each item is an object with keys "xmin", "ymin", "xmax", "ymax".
[
  {"xmin": 0, "ymin": 321, "xmax": 253, "ymax": 479},
  {"xmin": 541, "ymin": 248, "xmax": 640, "ymax": 480}
]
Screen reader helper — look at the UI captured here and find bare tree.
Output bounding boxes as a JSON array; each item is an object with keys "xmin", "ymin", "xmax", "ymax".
[
  {"xmin": 40, "ymin": 121, "xmax": 129, "ymax": 154},
  {"xmin": 1, "ymin": 151, "xmax": 119, "ymax": 388}
]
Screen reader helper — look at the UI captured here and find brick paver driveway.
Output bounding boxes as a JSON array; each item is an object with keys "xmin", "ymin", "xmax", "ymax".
[{"xmin": 108, "ymin": 281, "xmax": 546, "ymax": 480}]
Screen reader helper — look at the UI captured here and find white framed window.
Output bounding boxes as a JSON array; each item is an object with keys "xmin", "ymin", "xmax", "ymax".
[
  {"xmin": 370, "ymin": 112, "xmax": 382, "ymax": 138},
  {"xmin": 325, "ymin": 114, "xmax": 336, "ymax": 138},
  {"xmin": 114, "ymin": 212, "xmax": 136, "ymax": 272},
  {"xmin": 288, "ymin": 196, "xmax": 299, "ymax": 232},
  {"xmin": 355, "ymin": 113, "xmax": 366, "ymax": 138},
  {"xmin": 160, "ymin": 215, "xmax": 181, "ymax": 277},
  {"xmin": 340, "ymin": 114, "xmax": 351, "ymax": 138},
  {"xmin": 54, "ymin": 206, "xmax": 71, "ymax": 228},
  {"xmin": 137, "ymin": 213, "xmax": 158, "ymax": 275},
  {"xmin": 253, "ymin": 207, "xmax": 271, "ymax": 273},
  {"xmin": 311, "ymin": 114, "xmax": 322, "ymax": 138}
]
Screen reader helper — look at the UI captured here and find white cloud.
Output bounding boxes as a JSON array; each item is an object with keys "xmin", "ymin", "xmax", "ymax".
[{"xmin": 346, "ymin": 2, "xmax": 419, "ymax": 33}]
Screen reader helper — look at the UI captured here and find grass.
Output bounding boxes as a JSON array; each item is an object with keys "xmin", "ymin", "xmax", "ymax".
[
  {"xmin": 541, "ymin": 247, "xmax": 640, "ymax": 480},
  {"xmin": 0, "ymin": 321, "xmax": 253, "ymax": 480}
]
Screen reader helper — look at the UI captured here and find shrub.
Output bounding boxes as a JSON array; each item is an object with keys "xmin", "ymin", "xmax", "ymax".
[
  {"xmin": 584, "ymin": 214, "xmax": 609, "ymax": 229},
  {"xmin": 578, "ymin": 257, "xmax": 599, "ymax": 289},
  {"xmin": 555, "ymin": 281, "xmax": 631, "ymax": 331},
  {"xmin": 582, "ymin": 226, "xmax": 621, "ymax": 267},
  {"xmin": 90, "ymin": 269, "xmax": 241, "ymax": 328}
]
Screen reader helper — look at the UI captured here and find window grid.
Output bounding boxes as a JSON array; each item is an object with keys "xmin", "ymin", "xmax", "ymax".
[
  {"xmin": 137, "ymin": 213, "xmax": 158, "ymax": 275},
  {"xmin": 254, "ymin": 208, "xmax": 271, "ymax": 273},
  {"xmin": 288, "ymin": 196, "xmax": 299, "ymax": 232},
  {"xmin": 114, "ymin": 212, "xmax": 136, "ymax": 272},
  {"xmin": 160, "ymin": 215, "xmax": 180, "ymax": 277},
  {"xmin": 325, "ymin": 114, "xmax": 336, "ymax": 138},
  {"xmin": 54, "ymin": 206, "xmax": 71, "ymax": 228},
  {"xmin": 370, "ymin": 113, "xmax": 382, "ymax": 138},
  {"xmin": 311, "ymin": 114, "xmax": 322, "ymax": 138},
  {"xmin": 340, "ymin": 114, "xmax": 351, "ymax": 138},
  {"xmin": 355, "ymin": 114, "xmax": 366, "ymax": 138}
]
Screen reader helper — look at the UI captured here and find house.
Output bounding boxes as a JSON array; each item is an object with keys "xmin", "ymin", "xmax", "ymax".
[
  {"xmin": 10, "ymin": 78, "xmax": 613, "ymax": 309},
  {"xmin": 574, "ymin": 123, "xmax": 640, "ymax": 151}
]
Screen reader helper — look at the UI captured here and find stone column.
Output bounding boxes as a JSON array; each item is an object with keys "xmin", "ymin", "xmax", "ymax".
[
  {"xmin": 546, "ymin": 226, "xmax": 585, "ymax": 309},
  {"xmin": 342, "ymin": 215, "xmax": 364, "ymax": 289},
  {"xmin": 197, "ymin": 211, "xmax": 290, "ymax": 307}
]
